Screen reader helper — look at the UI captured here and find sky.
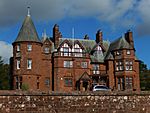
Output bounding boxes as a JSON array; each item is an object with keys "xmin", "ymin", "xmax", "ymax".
[{"xmin": 0, "ymin": 0, "xmax": 150, "ymax": 68}]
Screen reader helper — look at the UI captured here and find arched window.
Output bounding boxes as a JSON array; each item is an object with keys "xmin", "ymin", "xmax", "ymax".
[
  {"xmin": 72, "ymin": 44, "xmax": 82, "ymax": 57},
  {"xmin": 60, "ymin": 43, "xmax": 71, "ymax": 56}
]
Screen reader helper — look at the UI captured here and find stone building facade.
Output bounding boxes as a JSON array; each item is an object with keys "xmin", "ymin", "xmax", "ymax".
[{"xmin": 11, "ymin": 11, "xmax": 140, "ymax": 92}]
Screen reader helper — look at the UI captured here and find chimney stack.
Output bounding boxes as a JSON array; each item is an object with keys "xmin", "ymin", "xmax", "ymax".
[
  {"xmin": 125, "ymin": 29, "xmax": 134, "ymax": 47},
  {"xmin": 53, "ymin": 24, "xmax": 62, "ymax": 48},
  {"xmin": 84, "ymin": 34, "xmax": 89, "ymax": 40},
  {"xmin": 96, "ymin": 29, "xmax": 103, "ymax": 44}
]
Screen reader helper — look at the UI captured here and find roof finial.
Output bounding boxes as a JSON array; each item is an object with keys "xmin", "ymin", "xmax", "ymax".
[
  {"xmin": 43, "ymin": 29, "xmax": 47, "ymax": 38},
  {"xmin": 72, "ymin": 27, "xmax": 75, "ymax": 39},
  {"xmin": 72, "ymin": 27, "xmax": 75, "ymax": 46},
  {"xmin": 27, "ymin": 6, "xmax": 30, "ymax": 17}
]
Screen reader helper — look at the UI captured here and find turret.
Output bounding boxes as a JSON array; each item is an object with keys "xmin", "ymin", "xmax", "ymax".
[{"xmin": 12, "ymin": 7, "xmax": 42, "ymax": 90}]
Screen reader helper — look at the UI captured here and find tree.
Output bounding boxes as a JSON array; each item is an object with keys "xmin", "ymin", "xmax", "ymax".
[
  {"xmin": 139, "ymin": 61, "xmax": 148, "ymax": 72},
  {"xmin": 0, "ymin": 56, "xmax": 10, "ymax": 89},
  {"xmin": 139, "ymin": 60, "xmax": 150, "ymax": 91}
]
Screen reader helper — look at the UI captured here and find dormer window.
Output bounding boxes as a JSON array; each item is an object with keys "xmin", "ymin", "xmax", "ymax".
[
  {"xmin": 93, "ymin": 46, "xmax": 103, "ymax": 57},
  {"xmin": 27, "ymin": 44, "xmax": 32, "ymax": 52},
  {"xmin": 73, "ymin": 44, "xmax": 82, "ymax": 57},
  {"xmin": 97, "ymin": 46, "xmax": 103, "ymax": 54},
  {"xmin": 17, "ymin": 44, "xmax": 20, "ymax": 52},
  {"xmin": 60, "ymin": 43, "xmax": 71, "ymax": 56},
  {"xmin": 126, "ymin": 50, "xmax": 131, "ymax": 55}
]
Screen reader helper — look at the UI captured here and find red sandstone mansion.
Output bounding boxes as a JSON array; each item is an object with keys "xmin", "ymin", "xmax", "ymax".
[{"xmin": 11, "ymin": 11, "xmax": 140, "ymax": 92}]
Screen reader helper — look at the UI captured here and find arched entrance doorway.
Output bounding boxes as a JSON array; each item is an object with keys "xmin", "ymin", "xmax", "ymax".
[{"xmin": 76, "ymin": 72, "xmax": 91, "ymax": 91}]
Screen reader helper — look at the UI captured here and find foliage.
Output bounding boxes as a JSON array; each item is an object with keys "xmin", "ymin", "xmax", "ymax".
[
  {"xmin": 0, "ymin": 56, "xmax": 10, "ymax": 90},
  {"xmin": 139, "ymin": 61, "xmax": 148, "ymax": 72},
  {"xmin": 21, "ymin": 83, "xmax": 29, "ymax": 91},
  {"xmin": 139, "ymin": 61, "xmax": 150, "ymax": 91}
]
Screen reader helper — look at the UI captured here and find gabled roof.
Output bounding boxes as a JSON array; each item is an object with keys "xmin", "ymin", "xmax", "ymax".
[
  {"xmin": 105, "ymin": 53, "xmax": 114, "ymax": 60},
  {"xmin": 14, "ymin": 15, "xmax": 41, "ymax": 43},
  {"xmin": 54, "ymin": 34, "xmax": 135, "ymax": 62},
  {"xmin": 42, "ymin": 37, "xmax": 55, "ymax": 53},
  {"xmin": 78, "ymin": 72, "xmax": 91, "ymax": 81},
  {"xmin": 59, "ymin": 38, "xmax": 110, "ymax": 63}
]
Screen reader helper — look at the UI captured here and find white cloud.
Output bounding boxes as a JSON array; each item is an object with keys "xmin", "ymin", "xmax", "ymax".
[
  {"xmin": 136, "ymin": 0, "xmax": 150, "ymax": 36},
  {"xmin": 0, "ymin": 0, "xmax": 149, "ymax": 36},
  {"xmin": 0, "ymin": 0, "xmax": 137, "ymax": 25},
  {"xmin": 0, "ymin": 41, "xmax": 13, "ymax": 64}
]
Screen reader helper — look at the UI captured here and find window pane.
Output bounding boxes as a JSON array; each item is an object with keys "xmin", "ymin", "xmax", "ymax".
[
  {"xmin": 126, "ymin": 66, "xmax": 129, "ymax": 70},
  {"xmin": 27, "ymin": 44, "xmax": 32, "ymax": 51},
  {"xmin": 17, "ymin": 44, "xmax": 20, "ymax": 52},
  {"xmin": 17, "ymin": 60, "xmax": 20, "ymax": 69},
  {"xmin": 44, "ymin": 47, "xmax": 50, "ymax": 53},
  {"xmin": 75, "ymin": 44, "xmax": 80, "ymax": 48},
  {"xmin": 126, "ymin": 77, "xmax": 132, "ymax": 89},
  {"xmin": 70, "ymin": 61, "xmax": 73, "ymax": 67},
  {"xmin": 64, "ymin": 43, "xmax": 69, "ymax": 47},
  {"xmin": 129, "ymin": 66, "xmax": 133, "ymax": 70},
  {"xmin": 64, "ymin": 78, "xmax": 72, "ymax": 86},
  {"xmin": 127, "ymin": 50, "xmax": 130, "ymax": 55},
  {"xmin": 116, "ymin": 61, "xmax": 124, "ymax": 71},
  {"xmin": 16, "ymin": 76, "xmax": 22, "ymax": 89},
  {"xmin": 64, "ymin": 61, "xmax": 73, "ymax": 68},
  {"xmin": 27, "ymin": 59, "xmax": 32, "ymax": 69},
  {"xmin": 81, "ymin": 62, "xmax": 87, "ymax": 68},
  {"xmin": 64, "ymin": 48, "xmax": 69, "ymax": 52},
  {"xmin": 74, "ymin": 48, "xmax": 80, "ymax": 52},
  {"xmin": 45, "ymin": 78, "xmax": 50, "ymax": 87},
  {"xmin": 116, "ymin": 51, "xmax": 121, "ymax": 55},
  {"xmin": 125, "ymin": 61, "xmax": 133, "ymax": 71},
  {"xmin": 63, "ymin": 48, "xmax": 69, "ymax": 56},
  {"xmin": 93, "ymin": 64, "xmax": 99, "ymax": 70}
]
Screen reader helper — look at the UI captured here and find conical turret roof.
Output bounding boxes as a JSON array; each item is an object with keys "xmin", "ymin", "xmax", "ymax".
[{"xmin": 14, "ymin": 15, "xmax": 41, "ymax": 43}]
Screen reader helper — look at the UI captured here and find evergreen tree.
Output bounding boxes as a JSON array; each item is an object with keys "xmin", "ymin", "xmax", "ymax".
[
  {"xmin": 139, "ymin": 61, "xmax": 148, "ymax": 72},
  {"xmin": 0, "ymin": 56, "xmax": 10, "ymax": 89},
  {"xmin": 139, "ymin": 60, "xmax": 150, "ymax": 90}
]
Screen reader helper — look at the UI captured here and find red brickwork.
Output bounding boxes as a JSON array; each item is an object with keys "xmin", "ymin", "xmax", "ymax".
[{"xmin": 11, "ymin": 15, "xmax": 140, "ymax": 92}]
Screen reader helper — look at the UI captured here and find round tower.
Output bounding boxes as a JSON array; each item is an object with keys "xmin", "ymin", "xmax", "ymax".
[{"xmin": 12, "ymin": 7, "xmax": 42, "ymax": 90}]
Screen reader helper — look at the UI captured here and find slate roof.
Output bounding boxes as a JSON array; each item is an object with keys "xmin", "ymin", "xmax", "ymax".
[
  {"xmin": 58, "ymin": 35, "xmax": 135, "ymax": 62},
  {"xmin": 105, "ymin": 36, "xmax": 133, "ymax": 60},
  {"xmin": 108, "ymin": 36, "xmax": 132, "ymax": 51},
  {"xmin": 14, "ymin": 15, "xmax": 41, "ymax": 43},
  {"xmin": 59, "ymin": 38, "xmax": 110, "ymax": 63}
]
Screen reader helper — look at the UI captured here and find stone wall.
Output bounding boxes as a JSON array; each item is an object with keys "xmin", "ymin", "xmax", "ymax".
[{"xmin": 0, "ymin": 92, "xmax": 150, "ymax": 113}]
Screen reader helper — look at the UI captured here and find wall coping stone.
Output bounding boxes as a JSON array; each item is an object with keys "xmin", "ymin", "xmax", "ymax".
[{"xmin": 0, "ymin": 90, "xmax": 150, "ymax": 96}]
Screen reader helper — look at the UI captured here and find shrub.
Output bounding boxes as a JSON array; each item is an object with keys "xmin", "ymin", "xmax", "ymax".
[{"xmin": 21, "ymin": 83, "xmax": 29, "ymax": 91}]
